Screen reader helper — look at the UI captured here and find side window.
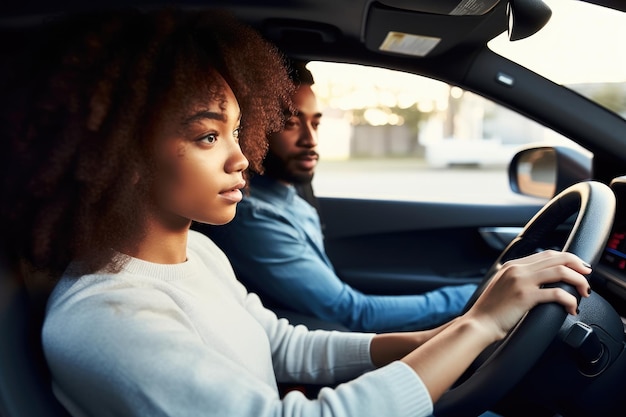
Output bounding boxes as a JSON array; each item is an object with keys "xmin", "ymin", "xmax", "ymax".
[{"xmin": 307, "ymin": 62, "xmax": 584, "ymax": 204}]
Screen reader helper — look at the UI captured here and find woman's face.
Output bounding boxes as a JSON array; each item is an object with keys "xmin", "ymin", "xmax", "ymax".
[{"xmin": 148, "ymin": 76, "xmax": 249, "ymax": 228}]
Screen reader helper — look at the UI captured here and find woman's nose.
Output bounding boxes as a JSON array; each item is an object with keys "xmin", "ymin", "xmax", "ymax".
[{"xmin": 227, "ymin": 141, "xmax": 249, "ymax": 173}]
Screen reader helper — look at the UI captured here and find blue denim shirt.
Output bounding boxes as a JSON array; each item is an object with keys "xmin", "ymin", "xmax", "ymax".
[{"xmin": 209, "ymin": 175, "xmax": 476, "ymax": 332}]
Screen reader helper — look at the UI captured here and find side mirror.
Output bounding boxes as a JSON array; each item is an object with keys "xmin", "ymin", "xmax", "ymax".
[{"xmin": 508, "ymin": 146, "xmax": 592, "ymax": 199}]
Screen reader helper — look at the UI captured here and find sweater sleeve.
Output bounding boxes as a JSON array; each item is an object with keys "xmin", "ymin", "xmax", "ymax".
[{"xmin": 43, "ymin": 279, "xmax": 433, "ymax": 417}]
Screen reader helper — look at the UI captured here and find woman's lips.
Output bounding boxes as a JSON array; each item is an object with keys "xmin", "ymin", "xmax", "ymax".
[
  {"xmin": 219, "ymin": 188, "xmax": 243, "ymax": 203},
  {"xmin": 220, "ymin": 181, "xmax": 245, "ymax": 203}
]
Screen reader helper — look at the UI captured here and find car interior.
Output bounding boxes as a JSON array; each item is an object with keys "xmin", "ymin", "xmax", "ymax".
[{"xmin": 2, "ymin": 0, "xmax": 626, "ymax": 416}]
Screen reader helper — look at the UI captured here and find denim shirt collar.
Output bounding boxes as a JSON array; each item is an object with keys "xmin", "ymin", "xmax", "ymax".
[{"xmin": 248, "ymin": 175, "xmax": 297, "ymax": 207}]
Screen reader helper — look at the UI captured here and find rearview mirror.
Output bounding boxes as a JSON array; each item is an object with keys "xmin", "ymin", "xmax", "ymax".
[
  {"xmin": 507, "ymin": 0, "xmax": 552, "ymax": 41},
  {"xmin": 508, "ymin": 146, "xmax": 592, "ymax": 199}
]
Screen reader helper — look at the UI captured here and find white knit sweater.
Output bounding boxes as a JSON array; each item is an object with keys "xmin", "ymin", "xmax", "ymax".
[{"xmin": 42, "ymin": 231, "xmax": 433, "ymax": 417}]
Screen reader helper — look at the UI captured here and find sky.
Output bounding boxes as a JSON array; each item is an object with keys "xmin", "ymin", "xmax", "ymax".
[{"xmin": 489, "ymin": 0, "xmax": 626, "ymax": 84}]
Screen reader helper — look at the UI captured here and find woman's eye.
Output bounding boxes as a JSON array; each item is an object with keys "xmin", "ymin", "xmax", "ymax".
[
  {"xmin": 198, "ymin": 133, "xmax": 218, "ymax": 144},
  {"xmin": 233, "ymin": 128, "xmax": 240, "ymax": 140},
  {"xmin": 285, "ymin": 118, "xmax": 299, "ymax": 129}
]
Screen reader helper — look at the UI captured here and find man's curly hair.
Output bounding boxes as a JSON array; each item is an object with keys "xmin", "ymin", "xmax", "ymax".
[{"xmin": 0, "ymin": 9, "xmax": 294, "ymax": 276}]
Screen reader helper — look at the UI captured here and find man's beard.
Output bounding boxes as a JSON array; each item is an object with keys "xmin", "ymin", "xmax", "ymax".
[{"xmin": 262, "ymin": 150, "xmax": 315, "ymax": 184}]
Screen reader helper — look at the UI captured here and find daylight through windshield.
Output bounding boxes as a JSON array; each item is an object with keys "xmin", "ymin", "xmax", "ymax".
[{"xmin": 489, "ymin": 0, "xmax": 626, "ymax": 119}]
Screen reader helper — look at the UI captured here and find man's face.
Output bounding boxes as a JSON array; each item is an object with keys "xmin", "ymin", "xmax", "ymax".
[{"xmin": 263, "ymin": 84, "xmax": 321, "ymax": 184}]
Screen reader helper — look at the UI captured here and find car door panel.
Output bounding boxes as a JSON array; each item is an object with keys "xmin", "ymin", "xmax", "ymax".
[{"xmin": 318, "ymin": 197, "xmax": 572, "ymax": 295}]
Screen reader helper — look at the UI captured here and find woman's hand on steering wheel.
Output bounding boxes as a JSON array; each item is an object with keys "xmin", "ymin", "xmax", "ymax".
[{"xmin": 466, "ymin": 250, "xmax": 592, "ymax": 342}]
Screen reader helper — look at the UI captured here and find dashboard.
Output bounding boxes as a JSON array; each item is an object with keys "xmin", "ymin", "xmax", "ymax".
[{"xmin": 595, "ymin": 176, "xmax": 626, "ymax": 313}]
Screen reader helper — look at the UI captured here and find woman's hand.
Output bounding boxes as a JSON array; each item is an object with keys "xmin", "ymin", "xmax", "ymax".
[
  {"xmin": 466, "ymin": 250, "xmax": 592, "ymax": 341},
  {"xmin": 398, "ymin": 250, "xmax": 592, "ymax": 403}
]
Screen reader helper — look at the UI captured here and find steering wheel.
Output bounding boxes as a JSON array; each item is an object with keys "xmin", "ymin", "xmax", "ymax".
[{"xmin": 433, "ymin": 181, "xmax": 616, "ymax": 417}]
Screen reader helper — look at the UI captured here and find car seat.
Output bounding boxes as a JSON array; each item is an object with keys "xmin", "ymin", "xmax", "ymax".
[{"xmin": 0, "ymin": 254, "xmax": 68, "ymax": 417}]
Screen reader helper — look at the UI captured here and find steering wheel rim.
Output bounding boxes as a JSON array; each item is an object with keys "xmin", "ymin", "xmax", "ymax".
[{"xmin": 433, "ymin": 181, "xmax": 616, "ymax": 417}]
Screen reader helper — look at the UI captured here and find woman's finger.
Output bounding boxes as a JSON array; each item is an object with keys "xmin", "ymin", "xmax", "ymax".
[
  {"xmin": 502, "ymin": 250, "xmax": 589, "ymax": 273},
  {"xmin": 533, "ymin": 287, "xmax": 580, "ymax": 316}
]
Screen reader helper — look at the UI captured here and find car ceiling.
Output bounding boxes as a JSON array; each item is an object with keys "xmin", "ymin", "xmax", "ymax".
[
  {"xmin": 2, "ymin": 0, "xmax": 623, "ymax": 80},
  {"xmin": 2, "ymin": 0, "xmax": 626, "ymax": 170},
  {"xmin": 1, "ymin": 0, "xmax": 509, "ymax": 82}
]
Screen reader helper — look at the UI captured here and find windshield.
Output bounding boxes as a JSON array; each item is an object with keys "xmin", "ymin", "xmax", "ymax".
[{"xmin": 488, "ymin": 0, "xmax": 626, "ymax": 120}]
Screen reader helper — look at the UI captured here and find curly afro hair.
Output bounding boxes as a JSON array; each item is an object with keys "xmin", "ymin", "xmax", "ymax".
[{"xmin": 0, "ymin": 8, "xmax": 294, "ymax": 276}]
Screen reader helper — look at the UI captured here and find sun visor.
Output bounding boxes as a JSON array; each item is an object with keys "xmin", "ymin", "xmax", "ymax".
[
  {"xmin": 364, "ymin": 3, "xmax": 494, "ymax": 57},
  {"xmin": 378, "ymin": 0, "xmax": 501, "ymax": 16}
]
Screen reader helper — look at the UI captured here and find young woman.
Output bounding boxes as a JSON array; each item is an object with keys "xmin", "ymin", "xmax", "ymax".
[{"xmin": 0, "ymin": 8, "xmax": 591, "ymax": 417}]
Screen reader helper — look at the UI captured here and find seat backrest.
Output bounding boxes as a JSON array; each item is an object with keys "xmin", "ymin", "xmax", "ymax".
[{"xmin": 0, "ymin": 256, "xmax": 68, "ymax": 417}]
